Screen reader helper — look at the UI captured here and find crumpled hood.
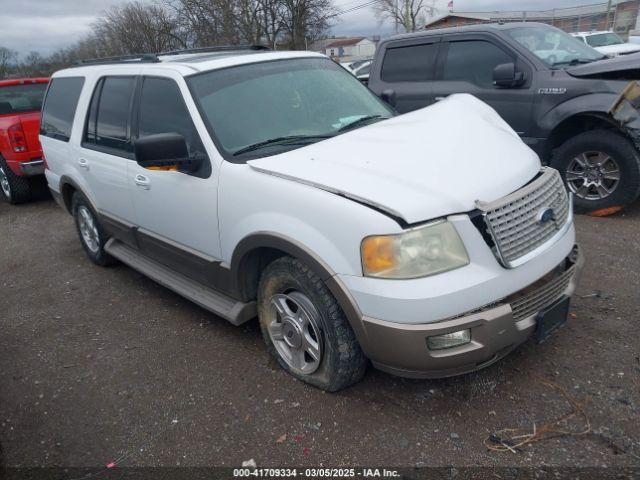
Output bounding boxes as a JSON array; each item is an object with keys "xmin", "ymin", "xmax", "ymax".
[
  {"xmin": 567, "ymin": 54, "xmax": 640, "ymax": 78},
  {"xmin": 248, "ymin": 94, "xmax": 541, "ymax": 224}
]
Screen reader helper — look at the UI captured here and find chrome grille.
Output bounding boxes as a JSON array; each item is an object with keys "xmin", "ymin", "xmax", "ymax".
[
  {"xmin": 509, "ymin": 264, "xmax": 575, "ymax": 322},
  {"xmin": 477, "ymin": 168, "xmax": 571, "ymax": 268}
]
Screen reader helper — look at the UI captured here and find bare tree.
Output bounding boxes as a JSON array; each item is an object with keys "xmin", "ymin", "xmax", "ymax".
[
  {"xmin": 0, "ymin": 0, "xmax": 335, "ymax": 77},
  {"xmin": 164, "ymin": 0, "xmax": 244, "ymax": 46},
  {"xmin": 165, "ymin": 0, "xmax": 332, "ymax": 50},
  {"xmin": 0, "ymin": 47, "xmax": 17, "ymax": 79},
  {"xmin": 17, "ymin": 51, "xmax": 48, "ymax": 77},
  {"xmin": 374, "ymin": 0, "xmax": 436, "ymax": 33},
  {"xmin": 92, "ymin": 1, "xmax": 185, "ymax": 56},
  {"xmin": 259, "ymin": 0, "xmax": 286, "ymax": 48},
  {"xmin": 280, "ymin": 0, "xmax": 335, "ymax": 50}
]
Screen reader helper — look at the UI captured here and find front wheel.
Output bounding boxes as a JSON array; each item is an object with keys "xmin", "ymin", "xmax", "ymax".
[
  {"xmin": 551, "ymin": 129, "xmax": 640, "ymax": 213},
  {"xmin": 258, "ymin": 256, "xmax": 367, "ymax": 392}
]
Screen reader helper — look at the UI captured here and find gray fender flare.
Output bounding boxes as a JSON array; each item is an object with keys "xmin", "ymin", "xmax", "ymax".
[{"xmin": 229, "ymin": 232, "xmax": 368, "ymax": 346}]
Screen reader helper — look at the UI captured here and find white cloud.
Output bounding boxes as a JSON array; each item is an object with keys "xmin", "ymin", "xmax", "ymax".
[{"xmin": 2, "ymin": 15, "xmax": 95, "ymax": 55}]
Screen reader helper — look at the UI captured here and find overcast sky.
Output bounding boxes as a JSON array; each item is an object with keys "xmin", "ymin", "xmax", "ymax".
[{"xmin": 0, "ymin": 0, "xmax": 611, "ymax": 56}]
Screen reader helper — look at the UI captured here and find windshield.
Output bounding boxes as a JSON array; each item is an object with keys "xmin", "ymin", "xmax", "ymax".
[
  {"xmin": 507, "ymin": 25, "xmax": 606, "ymax": 68},
  {"xmin": 0, "ymin": 83, "xmax": 47, "ymax": 114},
  {"xmin": 586, "ymin": 32, "xmax": 624, "ymax": 47},
  {"xmin": 188, "ymin": 58, "xmax": 393, "ymax": 158}
]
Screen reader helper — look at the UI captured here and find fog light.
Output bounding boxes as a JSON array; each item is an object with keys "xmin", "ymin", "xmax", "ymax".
[{"xmin": 427, "ymin": 329, "xmax": 471, "ymax": 350}]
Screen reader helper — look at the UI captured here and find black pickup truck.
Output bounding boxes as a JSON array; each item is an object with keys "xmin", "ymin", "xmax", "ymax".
[{"xmin": 367, "ymin": 22, "xmax": 640, "ymax": 213}]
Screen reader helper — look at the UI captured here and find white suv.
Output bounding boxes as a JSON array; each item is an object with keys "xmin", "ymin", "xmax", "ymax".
[{"xmin": 41, "ymin": 46, "xmax": 583, "ymax": 391}]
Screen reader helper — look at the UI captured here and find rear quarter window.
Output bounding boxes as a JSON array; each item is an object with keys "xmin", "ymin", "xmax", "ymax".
[{"xmin": 40, "ymin": 77, "xmax": 85, "ymax": 142}]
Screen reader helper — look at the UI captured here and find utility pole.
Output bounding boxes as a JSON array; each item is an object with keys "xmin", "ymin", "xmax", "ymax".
[
  {"xmin": 606, "ymin": 0, "xmax": 613, "ymax": 31},
  {"xmin": 394, "ymin": 0, "xmax": 399, "ymax": 34}
]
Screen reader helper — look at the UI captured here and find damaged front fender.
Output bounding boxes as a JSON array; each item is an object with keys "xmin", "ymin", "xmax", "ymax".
[{"xmin": 610, "ymin": 81, "xmax": 640, "ymax": 147}]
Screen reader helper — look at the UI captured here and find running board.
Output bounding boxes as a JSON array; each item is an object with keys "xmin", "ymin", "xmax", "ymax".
[{"xmin": 105, "ymin": 239, "xmax": 256, "ymax": 326}]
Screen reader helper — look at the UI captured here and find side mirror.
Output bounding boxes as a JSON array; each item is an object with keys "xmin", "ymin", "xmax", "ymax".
[
  {"xmin": 381, "ymin": 88, "xmax": 396, "ymax": 107},
  {"xmin": 134, "ymin": 133, "xmax": 201, "ymax": 171},
  {"xmin": 493, "ymin": 63, "xmax": 525, "ymax": 88}
]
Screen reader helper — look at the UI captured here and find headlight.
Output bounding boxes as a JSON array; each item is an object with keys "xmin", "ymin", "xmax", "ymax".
[{"xmin": 361, "ymin": 221, "xmax": 469, "ymax": 279}]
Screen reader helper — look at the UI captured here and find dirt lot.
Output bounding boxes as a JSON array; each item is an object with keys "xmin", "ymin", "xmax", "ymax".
[{"xmin": 0, "ymin": 195, "xmax": 639, "ymax": 472}]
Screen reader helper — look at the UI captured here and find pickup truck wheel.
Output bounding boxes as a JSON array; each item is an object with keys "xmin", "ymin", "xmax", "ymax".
[
  {"xmin": 551, "ymin": 129, "xmax": 640, "ymax": 213},
  {"xmin": 0, "ymin": 157, "xmax": 32, "ymax": 204},
  {"xmin": 258, "ymin": 256, "xmax": 367, "ymax": 392},
  {"xmin": 71, "ymin": 192, "xmax": 116, "ymax": 267}
]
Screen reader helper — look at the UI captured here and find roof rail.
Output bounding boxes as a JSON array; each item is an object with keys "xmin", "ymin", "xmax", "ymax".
[
  {"xmin": 73, "ymin": 45, "xmax": 270, "ymax": 67},
  {"xmin": 159, "ymin": 45, "xmax": 271, "ymax": 56},
  {"xmin": 74, "ymin": 53, "xmax": 160, "ymax": 66}
]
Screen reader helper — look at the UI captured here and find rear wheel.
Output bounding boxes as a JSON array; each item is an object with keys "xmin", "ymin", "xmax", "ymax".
[
  {"xmin": 551, "ymin": 129, "xmax": 640, "ymax": 213},
  {"xmin": 0, "ymin": 157, "xmax": 32, "ymax": 204},
  {"xmin": 258, "ymin": 256, "xmax": 367, "ymax": 391},
  {"xmin": 71, "ymin": 192, "xmax": 116, "ymax": 266}
]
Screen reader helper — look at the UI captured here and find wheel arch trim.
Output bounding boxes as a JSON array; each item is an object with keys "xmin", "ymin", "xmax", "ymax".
[
  {"xmin": 230, "ymin": 232, "xmax": 368, "ymax": 344},
  {"xmin": 58, "ymin": 175, "xmax": 97, "ymax": 215}
]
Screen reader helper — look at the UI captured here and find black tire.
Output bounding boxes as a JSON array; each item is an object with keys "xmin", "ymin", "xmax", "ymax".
[
  {"xmin": 0, "ymin": 156, "xmax": 32, "ymax": 204},
  {"xmin": 257, "ymin": 256, "xmax": 367, "ymax": 392},
  {"xmin": 71, "ymin": 192, "xmax": 116, "ymax": 267},
  {"xmin": 551, "ymin": 129, "xmax": 640, "ymax": 213}
]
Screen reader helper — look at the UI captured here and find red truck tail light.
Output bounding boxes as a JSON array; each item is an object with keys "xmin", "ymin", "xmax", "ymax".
[{"xmin": 8, "ymin": 123, "xmax": 27, "ymax": 153}]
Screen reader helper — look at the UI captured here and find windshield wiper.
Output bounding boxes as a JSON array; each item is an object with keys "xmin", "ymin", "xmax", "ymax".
[
  {"xmin": 337, "ymin": 115, "xmax": 388, "ymax": 133},
  {"xmin": 233, "ymin": 135, "xmax": 332, "ymax": 156},
  {"xmin": 552, "ymin": 58, "xmax": 597, "ymax": 68}
]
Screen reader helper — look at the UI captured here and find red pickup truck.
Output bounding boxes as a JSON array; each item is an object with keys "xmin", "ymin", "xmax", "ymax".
[{"xmin": 0, "ymin": 78, "xmax": 49, "ymax": 204}]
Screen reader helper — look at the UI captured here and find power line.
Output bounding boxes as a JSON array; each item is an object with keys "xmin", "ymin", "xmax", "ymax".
[{"xmin": 330, "ymin": 0, "xmax": 382, "ymax": 18}]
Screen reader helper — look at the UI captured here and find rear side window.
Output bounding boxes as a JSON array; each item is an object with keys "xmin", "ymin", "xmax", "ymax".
[
  {"xmin": 84, "ymin": 76, "xmax": 136, "ymax": 153},
  {"xmin": 0, "ymin": 83, "xmax": 47, "ymax": 115},
  {"xmin": 41, "ymin": 77, "xmax": 85, "ymax": 142},
  {"xmin": 137, "ymin": 77, "xmax": 206, "ymax": 158},
  {"xmin": 443, "ymin": 40, "xmax": 512, "ymax": 88},
  {"xmin": 381, "ymin": 43, "xmax": 439, "ymax": 82}
]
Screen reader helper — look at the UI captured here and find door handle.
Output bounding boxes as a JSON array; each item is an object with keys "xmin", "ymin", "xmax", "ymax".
[
  {"xmin": 78, "ymin": 158, "xmax": 89, "ymax": 170},
  {"xmin": 435, "ymin": 96, "xmax": 448, "ymax": 102},
  {"xmin": 134, "ymin": 174, "xmax": 151, "ymax": 190}
]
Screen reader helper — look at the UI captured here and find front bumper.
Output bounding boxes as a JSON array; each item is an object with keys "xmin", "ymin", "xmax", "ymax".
[{"xmin": 359, "ymin": 244, "xmax": 584, "ymax": 379}]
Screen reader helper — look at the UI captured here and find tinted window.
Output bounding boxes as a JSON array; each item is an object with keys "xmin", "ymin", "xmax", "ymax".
[
  {"xmin": 381, "ymin": 43, "xmax": 438, "ymax": 82},
  {"xmin": 0, "ymin": 83, "xmax": 47, "ymax": 114},
  {"xmin": 41, "ymin": 77, "xmax": 85, "ymax": 142},
  {"xmin": 138, "ymin": 77, "xmax": 205, "ymax": 158},
  {"xmin": 444, "ymin": 41, "xmax": 512, "ymax": 87},
  {"xmin": 356, "ymin": 62, "xmax": 371, "ymax": 76},
  {"xmin": 93, "ymin": 77, "xmax": 136, "ymax": 151}
]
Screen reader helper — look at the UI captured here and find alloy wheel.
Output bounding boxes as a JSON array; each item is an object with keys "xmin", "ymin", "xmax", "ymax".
[
  {"xmin": 0, "ymin": 166, "xmax": 11, "ymax": 200},
  {"xmin": 77, "ymin": 205, "xmax": 100, "ymax": 254},
  {"xmin": 565, "ymin": 151, "xmax": 621, "ymax": 201},
  {"xmin": 267, "ymin": 291, "xmax": 323, "ymax": 375}
]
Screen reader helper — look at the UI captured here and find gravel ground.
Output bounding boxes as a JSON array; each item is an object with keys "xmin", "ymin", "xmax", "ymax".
[{"xmin": 0, "ymin": 195, "xmax": 639, "ymax": 471}]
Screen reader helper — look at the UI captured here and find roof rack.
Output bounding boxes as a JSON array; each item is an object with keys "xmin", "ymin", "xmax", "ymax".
[
  {"xmin": 74, "ymin": 45, "xmax": 270, "ymax": 66},
  {"xmin": 160, "ymin": 45, "xmax": 271, "ymax": 56},
  {"xmin": 74, "ymin": 53, "xmax": 160, "ymax": 66}
]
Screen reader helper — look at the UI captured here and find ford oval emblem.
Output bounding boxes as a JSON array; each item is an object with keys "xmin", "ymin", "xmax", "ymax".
[{"xmin": 537, "ymin": 208, "xmax": 556, "ymax": 225}]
